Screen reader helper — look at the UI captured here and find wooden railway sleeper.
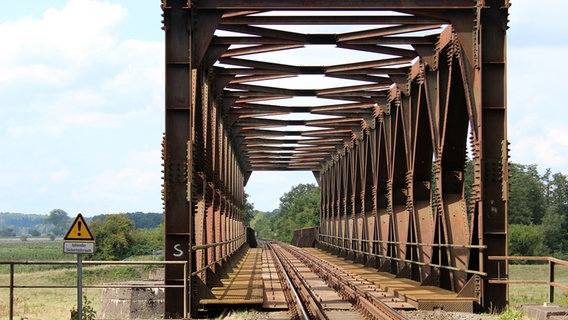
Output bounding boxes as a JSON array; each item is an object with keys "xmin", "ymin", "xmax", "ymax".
[
  {"xmin": 273, "ymin": 245, "xmax": 328, "ymax": 319},
  {"xmin": 278, "ymin": 243, "xmax": 408, "ymax": 320},
  {"xmin": 314, "ymin": 257, "xmax": 407, "ymax": 319},
  {"xmin": 266, "ymin": 244, "xmax": 301, "ymax": 319},
  {"xmin": 267, "ymin": 243, "xmax": 327, "ymax": 320}
]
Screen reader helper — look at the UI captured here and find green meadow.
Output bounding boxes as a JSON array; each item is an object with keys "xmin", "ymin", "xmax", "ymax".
[{"xmin": 0, "ymin": 239, "xmax": 153, "ymax": 319}]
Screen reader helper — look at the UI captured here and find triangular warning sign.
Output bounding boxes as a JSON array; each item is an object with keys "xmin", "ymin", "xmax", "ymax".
[{"xmin": 64, "ymin": 213, "xmax": 95, "ymax": 241}]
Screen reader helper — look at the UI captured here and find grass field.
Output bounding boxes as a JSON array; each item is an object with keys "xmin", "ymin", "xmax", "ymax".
[
  {"xmin": 0, "ymin": 240, "xmax": 152, "ymax": 319},
  {"xmin": 0, "ymin": 264, "xmax": 151, "ymax": 319},
  {"xmin": 508, "ymin": 263, "xmax": 568, "ymax": 306},
  {"xmin": 1, "ymin": 240, "xmax": 567, "ymax": 319},
  {"xmin": 0, "ymin": 240, "xmax": 74, "ymax": 274}
]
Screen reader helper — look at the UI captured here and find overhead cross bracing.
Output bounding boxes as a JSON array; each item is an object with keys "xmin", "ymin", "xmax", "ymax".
[
  {"xmin": 162, "ymin": 0, "xmax": 510, "ymax": 318},
  {"xmin": 212, "ymin": 12, "xmax": 444, "ymax": 172}
]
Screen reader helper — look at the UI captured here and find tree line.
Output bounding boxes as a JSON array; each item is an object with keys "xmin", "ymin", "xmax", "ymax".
[
  {"xmin": 508, "ymin": 163, "xmax": 568, "ymax": 259},
  {"xmin": 0, "ymin": 210, "xmax": 162, "ymax": 238}
]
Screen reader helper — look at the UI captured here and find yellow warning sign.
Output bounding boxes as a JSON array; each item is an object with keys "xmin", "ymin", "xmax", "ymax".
[{"xmin": 64, "ymin": 213, "xmax": 95, "ymax": 241}]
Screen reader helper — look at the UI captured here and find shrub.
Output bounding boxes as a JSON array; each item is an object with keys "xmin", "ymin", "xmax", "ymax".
[{"xmin": 70, "ymin": 295, "xmax": 96, "ymax": 320}]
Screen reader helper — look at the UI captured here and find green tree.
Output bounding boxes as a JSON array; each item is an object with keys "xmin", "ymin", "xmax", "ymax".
[
  {"xmin": 508, "ymin": 164, "xmax": 546, "ymax": 225},
  {"xmin": 243, "ymin": 193, "xmax": 255, "ymax": 226},
  {"xmin": 90, "ymin": 214, "xmax": 135, "ymax": 260},
  {"xmin": 45, "ymin": 209, "xmax": 71, "ymax": 236},
  {"xmin": 251, "ymin": 209, "xmax": 279, "ymax": 239},
  {"xmin": 546, "ymin": 173, "xmax": 568, "ymax": 213},
  {"xmin": 542, "ymin": 172, "xmax": 568, "ymax": 255},
  {"xmin": 541, "ymin": 211, "xmax": 566, "ymax": 255},
  {"xmin": 508, "ymin": 224, "xmax": 546, "ymax": 257},
  {"xmin": 90, "ymin": 212, "xmax": 163, "ymax": 229},
  {"xmin": 248, "ymin": 184, "xmax": 320, "ymax": 242},
  {"xmin": 130, "ymin": 222, "xmax": 164, "ymax": 256},
  {"xmin": 279, "ymin": 183, "xmax": 319, "ymax": 213},
  {"xmin": 273, "ymin": 183, "xmax": 320, "ymax": 242},
  {"xmin": 0, "ymin": 227, "xmax": 16, "ymax": 237}
]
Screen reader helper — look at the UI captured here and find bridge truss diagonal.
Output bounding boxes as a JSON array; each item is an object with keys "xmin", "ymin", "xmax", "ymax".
[{"xmin": 161, "ymin": 0, "xmax": 510, "ymax": 317}]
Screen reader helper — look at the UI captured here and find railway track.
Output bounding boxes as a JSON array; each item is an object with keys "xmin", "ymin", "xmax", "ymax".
[{"xmin": 265, "ymin": 241, "xmax": 410, "ymax": 320}]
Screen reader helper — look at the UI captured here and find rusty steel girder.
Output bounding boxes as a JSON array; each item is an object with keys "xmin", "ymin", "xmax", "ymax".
[{"xmin": 162, "ymin": 0, "xmax": 509, "ymax": 317}]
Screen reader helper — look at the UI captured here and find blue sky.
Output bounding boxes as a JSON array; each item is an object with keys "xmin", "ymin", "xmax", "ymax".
[{"xmin": 0, "ymin": 0, "xmax": 566, "ymax": 217}]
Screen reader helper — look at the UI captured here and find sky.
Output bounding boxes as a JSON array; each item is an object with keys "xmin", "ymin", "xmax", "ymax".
[{"xmin": 0, "ymin": 0, "xmax": 566, "ymax": 217}]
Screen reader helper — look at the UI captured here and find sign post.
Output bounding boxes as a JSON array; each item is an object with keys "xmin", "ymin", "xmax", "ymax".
[
  {"xmin": 63, "ymin": 213, "xmax": 95, "ymax": 320},
  {"xmin": 77, "ymin": 253, "xmax": 83, "ymax": 320}
]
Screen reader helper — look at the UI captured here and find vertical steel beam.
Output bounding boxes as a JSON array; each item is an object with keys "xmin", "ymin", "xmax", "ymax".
[
  {"xmin": 334, "ymin": 162, "xmax": 341, "ymax": 248},
  {"xmin": 214, "ymin": 190, "xmax": 222, "ymax": 269},
  {"xmin": 206, "ymin": 183, "xmax": 215, "ymax": 278},
  {"xmin": 163, "ymin": 0, "xmax": 192, "ymax": 317},
  {"xmin": 480, "ymin": 0, "xmax": 509, "ymax": 311}
]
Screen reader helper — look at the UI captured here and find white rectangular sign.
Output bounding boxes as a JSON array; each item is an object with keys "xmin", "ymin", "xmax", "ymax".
[{"xmin": 64, "ymin": 242, "xmax": 95, "ymax": 254}]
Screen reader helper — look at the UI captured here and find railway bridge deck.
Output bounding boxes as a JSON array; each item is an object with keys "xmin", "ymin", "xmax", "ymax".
[{"xmin": 199, "ymin": 243, "xmax": 478, "ymax": 318}]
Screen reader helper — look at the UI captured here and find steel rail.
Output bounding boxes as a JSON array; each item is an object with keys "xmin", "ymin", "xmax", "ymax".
[
  {"xmin": 274, "ymin": 244, "xmax": 329, "ymax": 319},
  {"xmin": 266, "ymin": 242, "xmax": 311, "ymax": 320},
  {"xmin": 276, "ymin": 242, "xmax": 409, "ymax": 320}
]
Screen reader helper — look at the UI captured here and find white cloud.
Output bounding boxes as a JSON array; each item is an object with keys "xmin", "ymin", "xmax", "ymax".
[
  {"xmin": 104, "ymin": 40, "xmax": 164, "ymax": 93},
  {"xmin": 0, "ymin": 0, "xmax": 164, "ymax": 136},
  {"xmin": 507, "ymin": 13, "xmax": 568, "ymax": 175},
  {"xmin": 5, "ymin": 119, "xmax": 65, "ymax": 138},
  {"xmin": 64, "ymin": 149, "xmax": 163, "ymax": 214},
  {"xmin": 509, "ymin": 0, "xmax": 568, "ymax": 46},
  {"xmin": 512, "ymin": 127, "xmax": 568, "ymax": 172},
  {"xmin": 507, "ymin": 48, "xmax": 568, "ymax": 173},
  {"xmin": 0, "ymin": 1, "xmax": 165, "ymax": 215},
  {"xmin": 50, "ymin": 169, "xmax": 70, "ymax": 183},
  {"xmin": 94, "ymin": 150, "xmax": 161, "ymax": 191},
  {"xmin": 0, "ymin": 0, "xmax": 127, "ymax": 85},
  {"xmin": 0, "ymin": 172, "xmax": 19, "ymax": 188}
]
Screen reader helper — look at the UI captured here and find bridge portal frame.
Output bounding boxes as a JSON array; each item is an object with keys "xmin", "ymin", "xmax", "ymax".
[{"xmin": 162, "ymin": 0, "xmax": 509, "ymax": 317}]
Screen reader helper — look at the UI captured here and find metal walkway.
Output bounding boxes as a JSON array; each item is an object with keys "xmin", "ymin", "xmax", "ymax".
[
  {"xmin": 305, "ymin": 248, "xmax": 477, "ymax": 313},
  {"xmin": 199, "ymin": 248, "xmax": 264, "ymax": 305}
]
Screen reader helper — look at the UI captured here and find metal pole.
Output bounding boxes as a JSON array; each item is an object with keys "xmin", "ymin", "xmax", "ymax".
[
  {"xmin": 549, "ymin": 260, "xmax": 555, "ymax": 303},
  {"xmin": 184, "ymin": 262, "xmax": 188, "ymax": 317},
  {"xmin": 78, "ymin": 254, "xmax": 82, "ymax": 320},
  {"xmin": 9, "ymin": 263, "xmax": 14, "ymax": 320}
]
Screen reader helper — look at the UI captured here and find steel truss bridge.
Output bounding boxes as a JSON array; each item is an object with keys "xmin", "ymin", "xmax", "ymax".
[{"xmin": 161, "ymin": 0, "xmax": 509, "ymax": 317}]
